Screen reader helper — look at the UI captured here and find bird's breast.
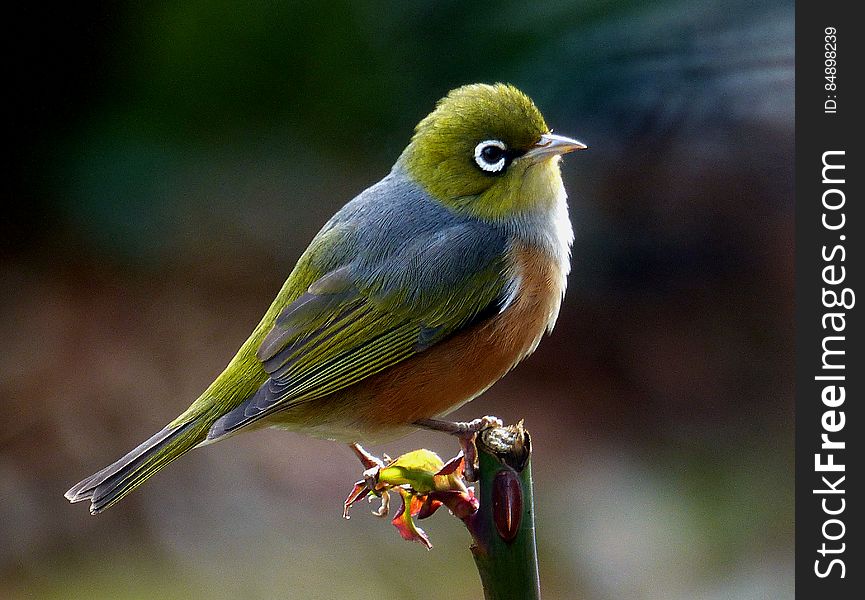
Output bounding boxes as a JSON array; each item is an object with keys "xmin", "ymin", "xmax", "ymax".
[{"xmin": 487, "ymin": 241, "xmax": 568, "ymax": 367}]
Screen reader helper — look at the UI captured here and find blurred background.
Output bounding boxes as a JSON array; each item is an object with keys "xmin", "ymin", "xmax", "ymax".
[{"xmin": 4, "ymin": 1, "xmax": 793, "ymax": 598}]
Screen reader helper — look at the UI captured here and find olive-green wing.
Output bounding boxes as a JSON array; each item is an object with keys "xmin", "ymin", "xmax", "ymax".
[
  {"xmin": 257, "ymin": 266, "xmax": 425, "ymax": 404},
  {"xmin": 206, "ymin": 225, "xmax": 508, "ymax": 438}
]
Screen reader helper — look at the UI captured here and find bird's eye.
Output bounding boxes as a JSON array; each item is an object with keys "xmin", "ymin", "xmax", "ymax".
[{"xmin": 474, "ymin": 140, "xmax": 508, "ymax": 173}]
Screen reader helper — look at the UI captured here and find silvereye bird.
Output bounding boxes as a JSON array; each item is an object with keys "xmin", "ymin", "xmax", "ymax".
[{"xmin": 65, "ymin": 83, "xmax": 586, "ymax": 514}]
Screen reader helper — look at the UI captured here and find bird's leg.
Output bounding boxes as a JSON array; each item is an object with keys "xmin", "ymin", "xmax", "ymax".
[{"xmin": 414, "ymin": 416, "xmax": 503, "ymax": 481}]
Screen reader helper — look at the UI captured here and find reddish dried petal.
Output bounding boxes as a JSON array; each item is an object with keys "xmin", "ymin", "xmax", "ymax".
[
  {"xmin": 409, "ymin": 494, "xmax": 426, "ymax": 517},
  {"xmin": 431, "ymin": 488, "xmax": 479, "ymax": 520},
  {"xmin": 416, "ymin": 495, "xmax": 444, "ymax": 520},
  {"xmin": 435, "ymin": 453, "xmax": 464, "ymax": 477},
  {"xmin": 350, "ymin": 443, "xmax": 384, "ymax": 470},
  {"xmin": 391, "ymin": 489, "xmax": 432, "ymax": 549},
  {"xmin": 492, "ymin": 471, "xmax": 522, "ymax": 542},
  {"xmin": 343, "ymin": 481, "xmax": 371, "ymax": 518}
]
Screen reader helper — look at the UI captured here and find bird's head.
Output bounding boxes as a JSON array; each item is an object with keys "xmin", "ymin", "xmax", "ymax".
[{"xmin": 399, "ymin": 83, "xmax": 586, "ymax": 220}]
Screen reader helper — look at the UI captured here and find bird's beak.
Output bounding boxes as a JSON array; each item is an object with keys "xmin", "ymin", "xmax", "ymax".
[{"xmin": 524, "ymin": 133, "xmax": 587, "ymax": 162}]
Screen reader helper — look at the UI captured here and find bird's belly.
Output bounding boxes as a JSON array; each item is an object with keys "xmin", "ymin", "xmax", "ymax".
[{"xmin": 266, "ymin": 243, "xmax": 565, "ymax": 442}]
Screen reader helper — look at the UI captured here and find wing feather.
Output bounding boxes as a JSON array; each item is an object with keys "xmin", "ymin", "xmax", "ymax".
[{"xmin": 207, "ymin": 221, "xmax": 509, "ymax": 439}]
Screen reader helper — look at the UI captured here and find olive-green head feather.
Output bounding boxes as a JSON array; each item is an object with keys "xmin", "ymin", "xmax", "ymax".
[{"xmin": 399, "ymin": 83, "xmax": 586, "ymax": 220}]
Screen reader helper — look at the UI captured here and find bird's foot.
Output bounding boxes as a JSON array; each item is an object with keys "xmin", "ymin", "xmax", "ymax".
[{"xmin": 414, "ymin": 415, "xmax": 503, "ymax": 481}]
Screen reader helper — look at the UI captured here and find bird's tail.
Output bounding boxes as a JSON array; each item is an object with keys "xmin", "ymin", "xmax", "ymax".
[{"xmin": 65, "ymin": 418, "xmax": 207, "ymax": 514}]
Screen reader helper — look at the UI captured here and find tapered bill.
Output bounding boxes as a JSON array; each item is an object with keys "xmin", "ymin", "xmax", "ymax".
[{"xmin": 524, "ymin": 133, "xmax": 587, "ymax": 161}]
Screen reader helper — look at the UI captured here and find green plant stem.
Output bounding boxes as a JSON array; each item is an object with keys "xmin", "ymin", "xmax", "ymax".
[{"xmin": 465, "ymin": 422, "xmax": 540, "ymax": 600}]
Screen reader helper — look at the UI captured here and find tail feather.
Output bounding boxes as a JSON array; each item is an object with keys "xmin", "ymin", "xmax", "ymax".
[{"xmin": 65, "ymin": 420, "xmax": 202, "ymax": 514}]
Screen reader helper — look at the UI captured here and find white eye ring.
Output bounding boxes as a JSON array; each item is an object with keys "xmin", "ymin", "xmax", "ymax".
[{"xmin": 474, "ymin": 139, "xmax": 508, "ymax": 173}]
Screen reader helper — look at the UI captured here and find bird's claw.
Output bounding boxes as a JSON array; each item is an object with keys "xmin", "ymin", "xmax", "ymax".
[
  {"xmin": 454, "ymin": 416, "xmax": 504, "ymax": 480},
  {"xmin": 413, "ymin": 415, "xmax": 503, "ymax": 481},
  {"xmin": 457, "ymin": 415, "xmax": 503, "ymax": 436}
]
